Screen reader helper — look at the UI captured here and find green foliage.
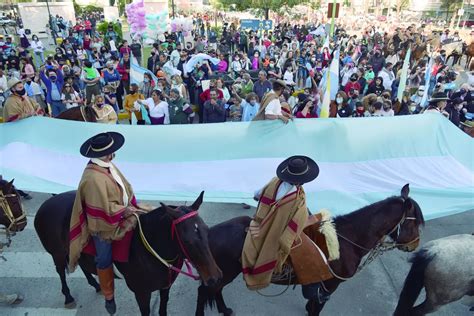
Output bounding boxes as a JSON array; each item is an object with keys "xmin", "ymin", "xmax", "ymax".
[
  {"xmin": 73, "ymin": 1, "xmax": 103, "ymax": 16},
  {"xmin": 213, "ymin": 0, "xmax": 310, "ymax": 15},
  {"xmin": 109, "ymin": 0, "xmax": 116, "ymax": 6},
  {"xmin": 118, "ymin": 0, "xmax": 127, "ymax": 17},
  {"xmin": 97, "ymin": 21, "xmax": 123, "ymax": 42}
]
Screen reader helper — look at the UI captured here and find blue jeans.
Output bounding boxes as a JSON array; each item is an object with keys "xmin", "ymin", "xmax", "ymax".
[
  {"xmin": 92, "ymin": 236, "xmax": 113, "ymax": 269},
  {"xmin": 34, "ymin": 52, "xmax": 45, "ymax": 68},
  {"xmin": 50, "ymin": 100, "xmax": 66, "ymax": 117}
]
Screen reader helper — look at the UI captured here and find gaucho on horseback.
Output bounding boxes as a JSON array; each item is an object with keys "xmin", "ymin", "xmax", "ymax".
[
  {"xmin": 68, "ymin": 132, "xmax": 141, "ymax": 314},
  {"xmin": 242, "ymin": 155, "xmax": 334, "ymax": 303}
]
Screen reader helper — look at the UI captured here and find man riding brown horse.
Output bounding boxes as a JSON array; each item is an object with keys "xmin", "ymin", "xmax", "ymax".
[
  {"xmin": 68, "ymin": 132, "xmax": 143, "ymax": 314},
  {"xmin": 242, "ymin": 156, "xmax": 333, "ymax": 302}
]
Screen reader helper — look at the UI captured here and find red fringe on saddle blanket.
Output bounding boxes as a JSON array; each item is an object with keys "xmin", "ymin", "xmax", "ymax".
[{"xmin": 82, "ymin": 230, "xmax": 134, "ymax": 262}]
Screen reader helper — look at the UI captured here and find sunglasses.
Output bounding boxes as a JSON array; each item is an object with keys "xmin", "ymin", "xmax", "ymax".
[{"xmin": 65, "ymin": 85, "xmax": 71, "ymax": 87}]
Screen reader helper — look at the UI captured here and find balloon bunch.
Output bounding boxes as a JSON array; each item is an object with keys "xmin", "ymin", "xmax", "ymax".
[
  {"xmin": 144, "ymin": 10, "xmax": 168, "ymax": 41},
  {"xmin": 126, "ymin": 0, "xmax": 147, "ymax": 39},
  {"xmin": 170, "ymin": 18, "xmax": 193, "ymax": 37}
]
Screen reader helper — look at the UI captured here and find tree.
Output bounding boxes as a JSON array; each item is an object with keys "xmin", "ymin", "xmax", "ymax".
[
  {"xmin": 395, "ymin": 0, "xmax": 410, "ymax": 17},
  {"xmin": 214, "ymin": 0, "xmax": 310, "ymax": 20},
  {"xmin": 440, "ymin": 0, "xmax": 462, "ymax": 22}
]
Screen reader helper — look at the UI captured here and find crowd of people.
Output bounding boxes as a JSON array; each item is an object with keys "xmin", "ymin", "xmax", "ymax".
[{"xmin": 0, "ymin": 11, "xmax": 473, "ymax": 134}]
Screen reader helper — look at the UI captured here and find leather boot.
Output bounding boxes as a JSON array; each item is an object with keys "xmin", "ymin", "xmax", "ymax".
[{"xmin": 97, "ymin": 267, "xmax": 116, "ymax": 314}]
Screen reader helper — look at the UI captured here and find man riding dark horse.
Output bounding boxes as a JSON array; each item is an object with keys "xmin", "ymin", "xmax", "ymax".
[
  {"xmin": 241, "ymin": 156, "xmax": 332, "ymax": 302},
  {"xmin": 68, "ymin": 132, "xmax": 143, "ymax": 314}
]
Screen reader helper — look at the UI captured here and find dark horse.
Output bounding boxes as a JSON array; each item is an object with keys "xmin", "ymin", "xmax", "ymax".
[
  {"xmin": 195, "ymin": 184, "xmax": 425, "ymax": 316},
  {"xmin": 0, "ymin": 177, "xmax": 28, "ymax": 305},
  {"xmin": 56, "ymin": 106, "xmax": 97, "ymax": 122},
  {"xmin": 34, "ymin": 191, "xmax": 222, "ymax": 316}
]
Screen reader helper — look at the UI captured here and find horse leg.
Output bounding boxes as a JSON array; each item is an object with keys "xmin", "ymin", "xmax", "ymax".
[
  {"xmin": 305, "ymin": 299, "xmax": 326, "ymax": 316},
  {"xmin": 134, "ymin": 290, "xmax": 151, "ymax": 316},
  {"xmin": 53, "ymin": 256, "xmax": 75, "ymax": 308},
  {"xmin": 79, "ymin": 264, "xmax": 101, "ymax": 293},
  {"xmin": 159, "ymin": 288, "xmax": 170, "ymax": 316},
  {"xmin": 215, "ymin": 288, "xmax": 233, "ymax": 316}
]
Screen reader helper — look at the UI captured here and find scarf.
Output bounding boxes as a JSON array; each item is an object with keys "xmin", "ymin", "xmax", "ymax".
[{"xmin": 90, "ymin": 158, "xmax": 129, "ymax": 206}]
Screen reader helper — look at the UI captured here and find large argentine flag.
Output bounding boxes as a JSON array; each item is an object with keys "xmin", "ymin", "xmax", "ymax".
[
  {"xmin": 0, "ymin": 115, "xmax": 472, "ymax": 220},
  {"xmin": 319, "ymin": 49, "xmax": 340, "ymax": 118}
]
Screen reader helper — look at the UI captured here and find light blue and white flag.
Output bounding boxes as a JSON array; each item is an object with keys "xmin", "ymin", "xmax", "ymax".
[
  {"xmin": 397, "ymin": 48, "xmax": 411, "ymax": 102},
  {"xmin": 420, "ymin": 55, "xmax": 434, "ymax": 108},
  {"xmin": 319, "ymin": 48, "xmax": 340, "ymax": 118},
  {"xmin": 1, "ymin": 115, "xmax": 472, "ymax": 220},
  {"xmin": 130, "ymin": 52, "xmax": 159, "ymax": 85}
]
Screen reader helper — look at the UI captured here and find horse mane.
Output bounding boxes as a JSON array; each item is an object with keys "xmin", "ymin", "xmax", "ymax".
[
  {"xmin": 334, "ymin": 196, "xmax": 425, "ymax": 227},
  {"xmin": 83, "ymin": 106, "xmax": 98, "ymax": 122}
]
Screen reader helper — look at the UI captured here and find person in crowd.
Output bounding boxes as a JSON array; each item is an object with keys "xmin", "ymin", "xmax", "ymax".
[
  {"xmin": 253, "ymin": 71, "xmax": 272, "ymax": 101},
  {"xmin": 80, "ymin": 60, "xmax": 101, "ymax": 105},
  {"xmin": 139, "ymin": 89, "xmax": 169, "ymax": 125},
  {"xmin": 124, "ymin": 83, "xmax": 145, "ymax": 125},
  {"xmin": 91, "ymin": 94, "xmax": 117, "ymax": 124},
  {"xmin": 253, "ymin": 79, "xmax": 291, "ymax": 123},
  {"xmin": 203, "ymin": 88, "xmax": 226, "ymax": 123},
  {"xmin": 61, "ymin": 82, "xmax": 82, "ymax": 109},
  {"xmin": 168, "ymin": 88, "xmax": 192, "ymax": 124},
  {"xmin": 3, "ymin": 78, "xmax": 44, "ymax": 122},
  {"xmin": 40, "ymin": 66, "xmax": 65, "ymax": 116}
]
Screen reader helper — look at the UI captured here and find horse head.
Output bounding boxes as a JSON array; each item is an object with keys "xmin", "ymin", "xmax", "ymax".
[
  {"xmin": 386, "ymin": 184, "xmax": 424, "ymax": 252},
  {"xmin": 0, "ymin": 178, "xmax": 27, "ymax": 232},
  {"xmin": 84, "ymin": 106, "xmax": 98, "ymax": 122},
  {"xmin": 160, "ymin": 191, "xmax": 222, "ymax": 287}
]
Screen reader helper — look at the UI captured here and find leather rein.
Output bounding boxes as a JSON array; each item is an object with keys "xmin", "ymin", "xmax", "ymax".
[{"xmin": 133, "ymin": 210, "xmax": 201, "ymax": 281}]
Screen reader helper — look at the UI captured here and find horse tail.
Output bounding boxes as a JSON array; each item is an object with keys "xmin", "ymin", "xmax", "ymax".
[{"xmin": 394, "ymin": 248, "xmax": 434, "ymax": 316}]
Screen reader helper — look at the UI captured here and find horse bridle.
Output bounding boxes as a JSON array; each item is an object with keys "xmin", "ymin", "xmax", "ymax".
[
  {"xmin": 330, "ymin": 201, "xmax": 418, "ymax": 281},
  {"xmin": 134, "ymin": 208, "xmax": 201, "ymax": 281},
  {"xmin": 0, "ymin": 190, "xmax": 27, "ymax": 256},
  {"xmin": 0, "ymin": 190, "xmax": 26, "ymax": 234}
]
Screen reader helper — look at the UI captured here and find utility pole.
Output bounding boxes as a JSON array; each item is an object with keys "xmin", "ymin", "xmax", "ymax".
[
  {"xmin": 45, "ymin": 0, "xmax": 57, "ymax": 45},
  {"xmin": 330, "ymin": 0, "xmax": 337, "ymax": 38},
  {"xmin": 171, "ymin": 0, "xmax": 175, "ymax": 18}
]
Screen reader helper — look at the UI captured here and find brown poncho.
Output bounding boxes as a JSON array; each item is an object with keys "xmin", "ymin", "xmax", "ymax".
[
  {"xmin": 68, "ymin": 163, "xmax": 138, "ymax": 272},
  {"xmin": 242, "ymin": 177, "xmax": 308, "ymax": 290}
]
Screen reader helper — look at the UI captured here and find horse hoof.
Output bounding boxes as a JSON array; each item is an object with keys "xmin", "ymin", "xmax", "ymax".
[
  {"xmin": 222, "ymin": 308, "xmax": 234, "ymax": 316},
  {"xmin": 64, "ymin": 300, "xmax": 77, "ymax": 309}
]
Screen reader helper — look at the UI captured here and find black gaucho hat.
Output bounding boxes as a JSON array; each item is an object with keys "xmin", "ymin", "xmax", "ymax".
[
  {"xmin": 276, "ymin": 155, "xmax": 319, "ymax": 184},
  {"xmin": 80, "ymin": 132, "xmax": 125, "ymax": 158}
]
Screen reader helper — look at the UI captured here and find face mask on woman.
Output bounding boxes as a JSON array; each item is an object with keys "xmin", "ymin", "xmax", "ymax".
[{"xmin": 336, "ymin": 97, "xmax": 343, "ymax": 104}]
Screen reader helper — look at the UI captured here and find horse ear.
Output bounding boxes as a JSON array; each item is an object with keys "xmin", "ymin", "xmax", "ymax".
[
  {"xmin": 190, "ymin": 191, "xmax": 204, "ymax": 211},
  {"xmin": 401, "ymin": 184, "xmax": 409, "ymax": 200},
  {"xmin": 4, "ymin": 179, "xmax": 14, "ymax": 193},
  {"xmin": 160, "ymin": 202, "xmax": 179, "ymax": 219}
]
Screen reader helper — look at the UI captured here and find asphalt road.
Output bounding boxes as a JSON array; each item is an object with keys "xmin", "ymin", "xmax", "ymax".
[{"xmin": 0, "ymin": 191, "xmax": 472, "ymax": 316}]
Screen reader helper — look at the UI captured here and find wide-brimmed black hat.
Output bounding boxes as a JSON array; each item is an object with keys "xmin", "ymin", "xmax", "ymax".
[
  {"xmin": 428, "ymin": 91, "xmax": 448, "ymax": 104},
  {"xmin": 276, "ymin": 155, "xmax": 319, "ymax": 184},
  {"xmin": 80, "ymin": 132, "xmax": 125, "ymax": 158}
]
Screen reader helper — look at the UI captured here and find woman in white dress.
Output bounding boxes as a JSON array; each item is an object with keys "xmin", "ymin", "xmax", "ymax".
[{"xmin": 140, "ymin": 89, "xmax": 170, "ymax": 125}]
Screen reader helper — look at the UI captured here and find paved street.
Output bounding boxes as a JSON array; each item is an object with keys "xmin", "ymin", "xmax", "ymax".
[{"xmin": 0, "ymin": 192, "xmax": 472, "ymax": 316}]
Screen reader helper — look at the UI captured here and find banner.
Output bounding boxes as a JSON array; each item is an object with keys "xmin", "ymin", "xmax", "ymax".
[
  {"xmin": 397, "ymin": 48, "xmax": 411, "ymax": 102},
  {"xmin": 0, "ymin": 115, "xmax": 472, "ymax": 220},
  {"xmin": 319, "ymin": 48, "xmax": 340, "ymax": 118}
]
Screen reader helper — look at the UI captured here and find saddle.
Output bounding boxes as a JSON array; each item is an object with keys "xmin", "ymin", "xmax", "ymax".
[{"xmin": 273, "ymin": 211, "xmax": 340, "ymax": 285}]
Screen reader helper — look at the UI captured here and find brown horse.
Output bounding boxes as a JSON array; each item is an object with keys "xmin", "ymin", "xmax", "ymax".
[
  {"xmin": 464, "ymin": 42, "xmax": 474, "ymax": 69},
  {"xmin": 195, "ymin": 184, "xmax": 425, "ymax": 316},
  {"xmin": 34, "ymin": 191, "xmax": 222, "ymax": 316},
  {"xmin": 0, "ymin": 177, "xmax": 28, "ymax": 305},
  {"xmin": 56, "ymin": 106, "xmax": 97, "ymax": 122}
]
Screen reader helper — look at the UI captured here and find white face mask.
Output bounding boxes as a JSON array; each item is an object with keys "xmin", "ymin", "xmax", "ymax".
[
  {"xmin": 418, "ymin": 91, "xmax": 424, "ymax": 96},
  {"xmin": 336, "ymin": 97, "xmax": 343, "ymax": 104},
  {"xmin": 410, "ymin": 106, "xmax": 416, "ymax": 112}
]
